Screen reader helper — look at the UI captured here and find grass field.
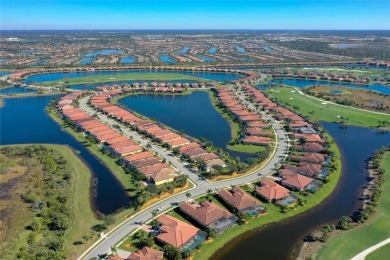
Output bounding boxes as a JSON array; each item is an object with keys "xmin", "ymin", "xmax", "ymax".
[
  {"xmin": 192, "ymin": 133, "xmax": 342, "ymax": 260},
  {"xmin": 265, "ymin": 86, "xmax": 390, "ymax": 128},
  {"xmin": 366, "ymin": 243, "xmax": 390, "ymax": 260},
  {"xmin": 43, "ymin": 73, "xmax": 207, "ymax": 86},
  {"xmin": 316, "ymin": 152, "xmax": 390, "ymax": 260}
]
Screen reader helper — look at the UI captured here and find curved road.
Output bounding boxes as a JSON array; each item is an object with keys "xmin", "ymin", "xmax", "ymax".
[{"xmin": 78, "ymin": 89, "xmax": 289, "ymax": 259}]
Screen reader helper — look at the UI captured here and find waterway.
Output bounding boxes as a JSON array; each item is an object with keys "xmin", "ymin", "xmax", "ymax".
[
  {"xmin": 208, "ymin": 47, "xmax": 218, "ymax": 54},
  {"xmin": 118, "ymin": 91, "xmax": 252, "ymax": 161},
  {"xmin": 258, "ymin": 78, "xmax": 390, "ymax": 95},
  {"xmin": 23, "ymin": 69, "xmax": 242, "ymax": 83},
  {"xmin": 159, "ymin": 55, "xmax": 176, "ymax": 63},
  {"xmin": 235, "ymin": 45, "xmax": 245, "ymax": 53},
  {"xmin": 197, "ymin": 55, "xmax": 214, "ymax": 62},
  {"xmin": 0, "ymin": 96, "xmax": 131, "ymax": 215},
  {"xmin": 85, "ymin": 49, "xmax": 123, "ymax": 57},
  {"xmin": 214, "ymin": 122, "xmax": 390, "ymax": 260},
  {"xmin": 121, "ymin": 57, "xmax": 136, "ymax": 64},
  {"xmin": 178, "ymin": 47, "xmax": 190, "ymax": 54}
]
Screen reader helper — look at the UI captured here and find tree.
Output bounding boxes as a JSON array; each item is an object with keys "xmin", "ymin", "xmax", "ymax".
[
  {"xmin": 206, "ymin": 189, "xmax": 213, "ymax": 202},
  {"xmin": 186, "ymin": 192, "xmax": 192, "ymax": 202},
  {"xmin": 163, "ymin": 245, "xmax": 182, "ymax": 260},
  {"xmin": 138, "ymin": 237, "xmax": 154, "ymax": 248},
  {"xmin": 337, "ymin": 216, "xmax": 353, "ymax": 230},
  {"xmin": 110, "ymin": 246, "xmax": 117, "ymax": 256}
]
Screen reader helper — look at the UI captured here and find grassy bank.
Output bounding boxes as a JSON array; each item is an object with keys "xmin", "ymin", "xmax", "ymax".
[
  {"xmin": 193, "ymin": 132, "xmax": 342, "ymax": 260},
  {"xmin": 43, "ymin": 73, "xmax": 207, "ymax": 86},
  {"xmin": 315, "ymin": 152, "xmax": 390, "ymax": 260},
  {"xmin": 264, "ymin": 86, "xmax": 390, "ymax": 128}
]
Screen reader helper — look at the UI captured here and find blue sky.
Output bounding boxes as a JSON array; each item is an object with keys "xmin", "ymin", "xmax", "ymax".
[{"xmin": 1, "ymin": 0, "xmax": 389, "ymax": 30}]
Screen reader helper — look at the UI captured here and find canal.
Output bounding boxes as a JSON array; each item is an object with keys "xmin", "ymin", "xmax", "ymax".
[
  {"xmin": 214, "ymin": 122, "xmax": 390, "ymax": 260},
  {"xmin": 0, "ymin": 96, "xmax": 131, "ymax": 215}
]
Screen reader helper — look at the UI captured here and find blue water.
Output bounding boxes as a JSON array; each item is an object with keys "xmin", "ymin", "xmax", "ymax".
[
  {"xmin": 197, "ymin": 55, "xmax": 214, "ymax": 62},
  {"xmin": 330, "ymin": 90, "xmax": 343, "ymax": 94},
  {"xmin": 119, "ymin": 91, "xmax": 252, "ymax": 161},
  {"xmin": 217, "ymin": 123, "xmax": 390, "ymax": 259},
  {"xmin": 23, "ymin": 70, "xmax": 242, "ymax": 83},
  {"xmin": 0, "ymin": 71, "xmax": 13, "ymax": 76},
  {"xmin": 332, "ymin": 44, "xmax": 365, "ymax": 49},
  {"xmin": 235, "ymin": 46, "xmax": 245, "ymax": 53},
  {"xmin": 260, "ymin": 78, "xmax": 390, "ymax": 95},
  {"xmin": 79, "ymin": 58, "xmax": 93, "ymax": 65},
  {"xmin": 0, "ymin": 96, "xmax": 131, "ymax": 214},
  {"xmin": 159, "ymin": 55, "xmax": 176, "ymax": 63},
  {"xmin": 85, "ymin": 49, "xmax": 123, "ymax": 57},
  {"xmin": 121, "ymin": 57, "xmax": 136, "ymax": 64},
  {"xmin": 0, "ymin": 87, "xmax": 36, "ymax": 94},
  {"xmin": 178, "ymin": 47, "xmax": 190, "ymax": 54},
  {"xmin": 262, "ymin": 46, "xmax": 273, "ymax": 53},
  {"xmin": 208, "ymin": 47, "xmax": 217, "ymax": 54}
]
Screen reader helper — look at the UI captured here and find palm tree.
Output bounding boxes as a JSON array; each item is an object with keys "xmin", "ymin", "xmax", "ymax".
[
  {"xmin": 110, "ymin": 246, "xmax": 117, "ymax": 256},
  {"xmin": 186, "ymin": 192, "xmax": 192, "ymax": 202}
]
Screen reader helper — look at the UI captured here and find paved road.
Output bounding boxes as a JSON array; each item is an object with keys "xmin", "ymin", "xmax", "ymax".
[{"xmin": 78, "ymin": 92, "xmax": 289, "ymax": 260}]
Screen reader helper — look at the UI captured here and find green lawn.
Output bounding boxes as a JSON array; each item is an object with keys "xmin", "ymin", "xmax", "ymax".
[
  {"xmin": 42, "ymin": 73, "xmax": 207, "ymax": 86},
  {"xmin": 193, "ymin": 133, "xmax": 342, "ymax": 260},
  {"xmin": 265, "ymin": 86, "xmax": 390, "ymax": 128},
  {"xmin": 366, "ymin": 243, "xmax": 390, "ymax": 260},
  {"xmin": 316, "ymin": 152, "xmax": 390, "ymax": 260},
  {"xmin": 227, "ymin": 144, "xmax": 267, "ymax": 153}
]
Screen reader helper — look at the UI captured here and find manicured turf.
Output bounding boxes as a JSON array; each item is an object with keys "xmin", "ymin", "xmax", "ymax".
[
  {"xmin": 227, "ymin": 143, "xmax": 267, "ymax": 153},
  {"xmin": 43, "ymin": 73, "xmax": 207, "ymax": 86},
  {"xmin": 316, "ymin": 152, "xmax": 390, "ymax": 260},
  {"xmin": 264, "ymin": 86, "xmax": 390, "ymax": 128},
  {"xmin": 366, "ymin": 243, "xmax": 390, "ymax": 260},
  {"xmin": 193, "ymin": 133, "xmax": 342, "ymax": 260}
]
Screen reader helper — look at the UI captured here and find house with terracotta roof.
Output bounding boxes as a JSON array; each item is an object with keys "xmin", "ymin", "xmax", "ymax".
[
  {"xmin": 255, "ymin": 178, "xmax": 298, "ymax": 207},
  {"xmin": 290, "ymin": 152, "xmax": 328, "ymax": 165},
  {"xmin": 218, "ymin": 187, "xmax": 266, "ymax": 216},
  {"xmin": 150, "ymin": 168, "xmax": 175, "ymax": 185},
  {"xmin": 284, "ymin": 162, "xmax": 328, "ymax": 180},
  {"xmin": 127, "ymin": 246, "xmax": 164, "ymax": 260},
  {"xmin": 279, "ymin": 169, "xmax": 319, "ymax": 192},
  {"xmin": 156, "ymin": 214, "xmax": 207, "ymax": 252},
  {"xmin": 180, "ymin": 201, "xmax": 238, "ymax": 234},
  {"xmin": 242, "ymin": 136, "xmax": 270, "ymax": 146},
  {"xmin": 293, "ymin": 143, "xmax": 324, "ymax": 153}
]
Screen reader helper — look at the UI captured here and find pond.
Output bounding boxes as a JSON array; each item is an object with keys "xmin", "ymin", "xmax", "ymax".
[
  {"xmin": 85, "ymin": 49, "xmax": 123, "ymax": 57},
  {"xmin": 214, "ymin": 123, "xmax": 390, "ymax": 260},
  {"xmin": 208, "ymin": 47, "xmax": 218, "ymax": 54},
  {"xmin": 159, "ymin": 55, "xmax": 176, "ymax": 63},
  {"xmin": 235, "ymin": 46, "xmax": 245, "ymax": 53},
  {"xmin": 0, "ymin": 96, "xmax": 131, "ymax": 215},
  {"xmin": 197, "ymin": 55, "xmax": 214, "ymax": 62},
  {"xmin": 178, "ymin": 47, "xmax": 190, "ymax": 54},
  {"xmin": 121, "ymin": 57, "xmax": 136, "ymax": 64},
  {"xmin": 118, "ymin": 91, "xmax": 252, "ymax": 161}
]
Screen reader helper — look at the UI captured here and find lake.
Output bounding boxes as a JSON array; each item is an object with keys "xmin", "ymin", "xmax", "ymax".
[
  {"xmin": 121, "ymin": 57, "xmax": 136, "ymax": 64},
  {"xmin": 197, "ymin": 55, "xmax": 214, "ymax": 62},
  {"xmin": 159, "ymin": 55, "xmax": 176, "ymax": 63},
  {"xmin": 0, "ymin": 96, "xmax": 131, "ymax": 215},
  {"xmin": 208, "ymin": 47, "xmax": 218, "ymax": 54},
  {"xmin": 23, "ymin": 69, "xmax": 242, "ymax": 83},
  {"xmin": 119, "ymin": 91, "xmax": 252, "ymax": 161},
  {"xmin": 214, "ymin": 122, "xmax": 390, "ymax": 260}
]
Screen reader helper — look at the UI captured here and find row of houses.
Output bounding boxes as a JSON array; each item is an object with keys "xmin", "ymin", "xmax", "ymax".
[
  {"xmin": 215, "ymin": 88, "xmax": 273, "ymax": 146},
  {"xmin": 237, "ymin": 85, "xmax": 330, "ymax": 207},
  {"xmin": 89, "ymin": 90, "xmax": 226, "ymax": 172},
  {"xmin": 56, "ymin": 92, "xmax": 177, "ymax": 185},
  {"xmin": 151, "ymin": 186, "xmax": 267, "ymax": 254},
  {"xmin": 271, "ymin": 70, "xmax": 388, "ymax": 83}
]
